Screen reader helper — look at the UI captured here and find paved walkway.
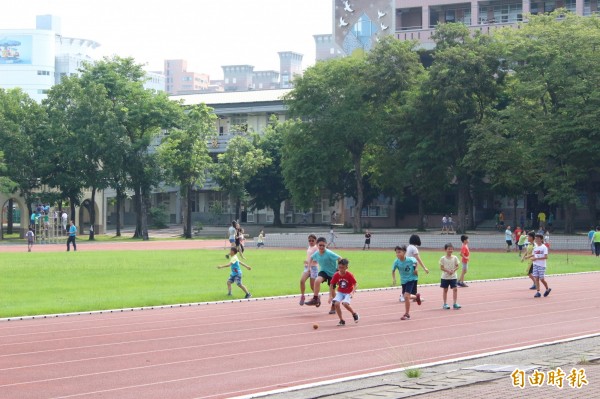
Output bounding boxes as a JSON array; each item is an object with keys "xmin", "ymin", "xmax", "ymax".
[{"xmin": 252, "ymin": 335, "xmax": 599, "ymax": 399}]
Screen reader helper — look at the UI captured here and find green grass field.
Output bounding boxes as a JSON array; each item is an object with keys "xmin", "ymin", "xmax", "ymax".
[{"xmin": 0, "ymin": 248, "xmax": 597, "ymax": 318}]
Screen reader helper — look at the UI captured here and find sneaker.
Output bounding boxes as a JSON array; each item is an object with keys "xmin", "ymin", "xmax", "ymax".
[
  {"xmin": 399, "ymin": 295, "xmax": 405, "ymax": 303},
  {"xmin": 543, "ymin": 288, "xmax": 552, "ymax": 297},
  {"xmin": 453, "ymin": 303, "xmax": 462, "ymax": 309},
  {"xmin": 328, "ymin": 305, "xmax": 336, "ymax": 315},
  {"xmin": 401, "ymin": 314, "xmax": 410, "ymax": 320},
  {"xmin": 534, "ymin": 292, "xmax": 541, "ymax": 298},
  {"xmin": 529, "ymin": 285, "xmax": 537, "ymax": 290},
  {"xmin": 299, "ymin": 295, "xmax": 305, "ymax": 306},
  {"xmin": 416, "ymin": 293, "xmax": 422, "ymax": 306},
  {"xmin": 315, "ymin": 297, "xmax": 321, "ymax": 308},
  {"xmin": 353, "ymin": 313, "xmax": 360, "ymax": 323},
  {"xmin": 443, "ymin": 304, "xmax": 450, "ymax": 310},
  {"xmin": 305, "ymin": 296, "xmax": 319, "ymax": 306},
  {"xmin": 227, "ymin": 293, "xmax": 232, "ymax": 296},
  {"xmin": 337, "ymin": 320, "xmax": 346, "ymax": 326},
  {"xmin": 244, "ymin": 293, "xmax": 252, "ymax": 299}
]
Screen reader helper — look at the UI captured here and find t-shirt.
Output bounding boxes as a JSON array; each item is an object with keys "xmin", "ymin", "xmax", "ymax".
[
  {"xmin": 26, "ymin": 231, "xmax": 34, "ymax": 242},
  {"xmin": 229, "ymin": 254, "xmax": 242, "ymax": 277},
  {"xmin": 505, "ymin": 229, "xmax": 512, "ymax": 241},
  {"xmin": 392, "ymin": 256, "xmax": 418, "ymax": 284},
  {"xmin": 331, "ymin": 270, "xmax": 357, "ymax": 294},
  {"xmin": 228, "ymin": 226, "xmax": 236, "ymax": 240},
  {"xmin": 514, "ymin": 229, "xmax": 522, "ymax": 242},
  {"xmin": 517, "ymin": 234, "xmax": 528, "ymax": 246},
  {"xmin": 311, "ymin": 249, "xmax": 341, "ymax": 277},
  {"xmin": 593, "ymin": 232, "xmax": 600, "ymax": 243},
  {"xmin": 257, "ymin": 233, "xmax": 264, "ymax": 243},
  {"xmin": 525, "ymin": 241, "xmax": 534, "ymax": 266},
  {"xmin": 364, "ymin": 233, "xmax": 371, "ymax": 242},
  {"xmin": 440, "ymin": 255, "xmax": 459, "ymax": 280},
  {"xmin": 532, "ymin": 243, "xmax": 548, "ymax": 268},
  {"xmin": 406, "ymin": 244, "xmax": 419, "ymax": 259},
  {"xmin": 538, "ymin": 212, "xmax": 546, "ymax": 222},
  {"xmin": 305, "ymin": 245, "xmax": 318, "ymax": 266},
  {"xmin": 589, "ymin": 230, "xmax": 596, "ymax": 241},
  {"xmin": 69, "ymin": 225, "xmax": 77, "ymax": 237},
  {"xmin": 461, "ymin": 244, "xmax": 470, "ymax": 263}
]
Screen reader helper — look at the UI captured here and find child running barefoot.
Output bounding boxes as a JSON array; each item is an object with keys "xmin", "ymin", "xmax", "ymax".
[
  {"xmin": 440, "ymin": 243, "xmax": 461, "ymax": 310},
  {"xmin": 392, "ymin": 245, "xmax": 420, "ymax": 320},
  {"xmin": 299, "ymin": 234, "xmax": 319, "ymax": 306},
  {"xmin": 328, "ymin": 258, "xmax": 359, "ymax": 326},
  {"xmin": 217, "ymin": 247, "xmax": 252, "ymax": 299}
]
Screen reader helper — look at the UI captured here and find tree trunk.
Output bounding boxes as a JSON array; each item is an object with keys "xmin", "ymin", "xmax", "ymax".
[
  {"xmin": 7, "ymin": 198, "xmax": 13, "ymax": 235},
  {"xmin": 564, "ymin": 202, "xmax": 575, "ymax": 234},
  {"xmin": 587, "ymin": 183, "xmax": 597, "ymax": 227},
  {"xmin": 417, "ymin": 195, "xmax": 425, "ymax": 231},
  {"xmin": 115, "ymin": 186, "xmax": 123, "ymax": 237},
  {"xmin": 133, "ymin": 186, "xmax": 143, "ymax": 238},
  {"xmin": 141, "ymin": 188, "xmax": 150, "ymax": 241},
  {"xmin": 69, "ymin": 197, "xmax": 76, "ymax": 224},
  {"xmin": 512, "ymin": 196, "xmax": 518, "ymax": 229},
  {"xmin": 272, "ymin": 200, "xmax": 283, "ymax": 226},
  {"xmin": 184, "ymin": 184, "xmax": 193, "ymax": 239},
  {"xmin": 352, "ymin": 153, "xmax": 364, "ymax": 233},
  {"xmin": 88, "ymin": 187, "xmax": 96, "ymax": 240},
  {"xmin": 235, "ymin": 198, "xmax": 241, "ymax": 221},
  {"xmin": 456, "ymin": 177, "xmax": 469, "ymax": 234}
]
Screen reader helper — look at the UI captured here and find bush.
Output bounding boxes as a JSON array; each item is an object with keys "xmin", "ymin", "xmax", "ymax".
[{"xmin": 149, "ymin": 205, "xmax": 168, "ymax": 229}]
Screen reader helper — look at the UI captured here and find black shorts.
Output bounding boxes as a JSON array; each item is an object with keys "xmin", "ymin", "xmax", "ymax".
[
  {"xmin": 365, "ymin": 239, "xmax": 371, "ymax": 244},
  {"xmin": 401, "ymin": 280, "xmax": 418, "ymax": 295},
  {"xmin": 440, "ymin": 279, "xmax": 458, "ymax": 289},
  {"xmin": 506, "ymin": 240, "xmax": 513, "ymax": 246},
  {"xmin": 528, "ymin": 264, "xmax": 533, "ymax": 275},
  {"xmin": 318, "ymin": 271, "xmax": 334, "ymax": 286}
]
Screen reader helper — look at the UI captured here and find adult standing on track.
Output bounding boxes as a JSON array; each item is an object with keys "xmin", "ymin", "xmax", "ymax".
[{"xmin": 66, "ymin": 220, "xmax": 77, "ymax": 252}]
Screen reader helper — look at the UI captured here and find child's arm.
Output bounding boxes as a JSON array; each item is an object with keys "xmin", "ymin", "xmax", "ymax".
[
  {"xmin": 415, "ymin": 254, "xmax": 429, "ymax": 274},
  {"xmin": 392, "ymin": 270, "xmax": 397, "ymax": 286},
  {"xmin": 328, "ymin": 284, "xmax": 336, "ymax": 304},
  {"xmin": 239, "ymin": 261, "xmax": 252, "ymax": 270},
  {"xmin": 351, "ymin": 283, "xmax": 358, "ymax": 297}
]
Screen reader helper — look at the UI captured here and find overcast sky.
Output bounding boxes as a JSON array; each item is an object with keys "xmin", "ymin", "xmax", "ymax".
[{"xmin": 0, "ymin": 0, "xmax": 333, "ymax": 79}]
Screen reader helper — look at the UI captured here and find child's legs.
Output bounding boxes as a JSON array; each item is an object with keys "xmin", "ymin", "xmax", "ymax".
[
  {"xmin": 533, "ymin": 276, "xmax": 540, "ymax": 290},
  {"xmin": 342, "ymin": 301, "xmax": 355, "ymax": 315},
  {"xmin": 452, "ymin": 287, "xmax": 458, "ymax": 303},
  {"xmin": 237, "ymin": 282, "xmax": 250, "ymax": 295},
  {"xmin": 459, "ymin": 263, "xmax": 467, "ymax": 282},
  {"xmin": 227, "ymin": 280, "xmax": 232, "ymax": 294},
  {"xmin": 539, "ymin": 278, "xmax": 548, "ymax": 290},
  {"xmin": 442, "ymin": 287, "xmax": 448, "ymax": 303},
  {"xmin": 312, "ymin": 275, "xmax": 325, "ymax": 296},
  {"xmin": 334, "ymin": 300, "xmax": 342, "ymax": 320},
  {"xmin": 300, "ymin": 270, "xmax": 310, "ymax": 294}
]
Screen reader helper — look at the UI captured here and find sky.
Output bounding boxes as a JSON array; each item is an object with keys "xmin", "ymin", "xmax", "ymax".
[{"xmin": 0, "ymin": 0, "xmax": 333, "ymax": 79}]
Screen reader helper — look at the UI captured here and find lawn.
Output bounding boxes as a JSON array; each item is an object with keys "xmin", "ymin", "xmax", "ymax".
[{"xmin": 0, "ymin": 248, "xmax": 597, "ymax": 318}]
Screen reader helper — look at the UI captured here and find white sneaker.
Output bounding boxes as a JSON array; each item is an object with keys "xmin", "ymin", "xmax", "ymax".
[{"xmin": 399, "ymin": 296, "xmax": 405, "ymax": 302}]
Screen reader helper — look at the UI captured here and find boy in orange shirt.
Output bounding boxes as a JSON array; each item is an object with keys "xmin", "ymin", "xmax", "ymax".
[
  {"xmin": 458, "ymin": 235, "xmax": 470, "ymax": 287},
  {"xmin": 328, "ymin": 259, "xmax": 359, "ymax": 326}
]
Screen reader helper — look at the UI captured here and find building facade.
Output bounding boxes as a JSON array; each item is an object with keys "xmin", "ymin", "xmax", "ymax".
[{"xmin": 164, "ymin": 59, "xmax": 209, "ymax": 95}]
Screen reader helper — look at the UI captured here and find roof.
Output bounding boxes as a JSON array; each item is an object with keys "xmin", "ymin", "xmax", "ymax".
[{"xmin": 170, "ymin": 88, "xmax": 292, "ymax": 106}]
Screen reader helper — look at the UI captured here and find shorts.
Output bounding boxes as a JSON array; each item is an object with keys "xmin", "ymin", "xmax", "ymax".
[
  {"xmin": 317, "ymin": 271, "xmax": 333, "ymax": 286},
  {"xmin": 257, "ymin": 242, "xmax": 264, "ymax": 247},
  {"xmin": 401, "ymin": 280, "xmax": 418, "ymax": 296},
  {"xmin": 532, "ymin": 264, "xmax": 546, "ymax": 279},
  {"xmin": 506, "ymin": 240, "xmax": 513, "ymax": 246},
  {"xmin": 440, "ymin": 279, "xmax": 457, "ymax": 289},
  {"xmin": 229, "ymin": 238, "xmax": 235, "ymax": 244},
  {"xmin": 461, "ymin": 261, "xmax": 468, "ymax": 271},
  {"xmin": 333, "ymin": 292, "xmax": 352, "ymax": 304},
  {"xmin": 303, "ymin": 265, "xmax": 319, "ymax": 279},
  {"xmin": 227, "ymin": 275, "xmax": 243, "ymax": 285},
  {"xmin": 365, "ymin": 239, "xmax": 371, "ymax": 244},
  {"xmin": 518, "ymin": 244, "xmax": 523, "ymax": 250}
]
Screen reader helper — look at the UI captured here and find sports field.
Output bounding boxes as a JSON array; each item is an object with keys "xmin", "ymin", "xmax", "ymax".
[{"xmin": 1, "ymin": 247, "xmax": 596, "ymax": 318}]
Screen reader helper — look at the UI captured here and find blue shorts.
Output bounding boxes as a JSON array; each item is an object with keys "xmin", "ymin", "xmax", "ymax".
[
  {"xmin": 401, "ymin": 280, "xmax": 417, "ymax": 296},
  {"xmin": 440, "ymin": 279, "xmax": 457, "ymax": 289},
  {"xmin": 229, "ymin": 238, "xmax": 235, "ymax": 244},
  {"xmin": 228, "ymin": 275, "xmax": 242, "ymax": 285}
]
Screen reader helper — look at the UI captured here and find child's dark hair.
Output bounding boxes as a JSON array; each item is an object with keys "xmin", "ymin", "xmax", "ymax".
[
  {"xmin": 444, "ymin": 243, "xmax": 454, "ymax": 250},
  {"xmin": 308, "ymin": 233, "xmax": 317, "ymax": 240},
  {"xmin": 535, "ymin": 233, "xmax": 544, "ymax": 240},
  {"xmin": 395, "ymin": 245, "xmax": 407, "ymax": 252},
  {"xmin": 408, "ymin": 234, "xmax": 421, "ymax": 246},
  {"xmin": 528, "ymin": 231, "xmax": 536, "ymax": 238},
  {"xmin": 230, "ymin": 247, "xmax": 238, "ymax": 254},
  {"xmin": 460, "ymin": 235, "xmax": 468, "ymax": 242},
  {"xmin": 338, "ymin": 258, "xmax": 349, "ymax": 266},
  {"xmin": 316, "ymin": 237, "xmax": 327, "ymax": 244}
]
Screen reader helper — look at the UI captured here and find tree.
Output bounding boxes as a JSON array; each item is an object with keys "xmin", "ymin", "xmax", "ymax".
[
  {"xmin": 495, "ymin": 11, "xmax": 600, "ymax": 232},
  {"xmin": 213, "ymin": 135, "xmax": 270, "ymax": 221},
  {"xmin": 245, "ymin": 117, "xmax": 291, "ymax": 226},
  {"xmin": 158, "ymin": 104, "xmax": 216, "ymax": 238}
]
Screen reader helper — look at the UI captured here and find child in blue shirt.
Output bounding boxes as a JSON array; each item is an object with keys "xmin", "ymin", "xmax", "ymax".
[
  {"xmin": 217, "ymin": 247, "xmax": 252, "ymax": 299},
  {"xmin": 392, "ymin": 245, "xmax": 420, "ymax": 320}
]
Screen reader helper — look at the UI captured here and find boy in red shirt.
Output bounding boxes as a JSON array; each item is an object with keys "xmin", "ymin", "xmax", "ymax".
[
  {"xmin": 328, "ymin": 258, "xmax": 359, "ymax": 326},
  {"xmin": 458, "ymin": 235, "xmax": 470, "ymax": 287}
]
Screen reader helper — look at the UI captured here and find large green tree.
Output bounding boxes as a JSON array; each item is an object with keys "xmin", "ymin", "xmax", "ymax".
[{"xmin": 158, "ymin": 104, "xmax": 216, "ymax": 238}]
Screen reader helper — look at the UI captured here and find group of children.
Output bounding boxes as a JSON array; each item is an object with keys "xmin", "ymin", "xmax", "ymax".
[{"xmin": 217, "ymin": 228, "xmax": 552, "ymax": 327}]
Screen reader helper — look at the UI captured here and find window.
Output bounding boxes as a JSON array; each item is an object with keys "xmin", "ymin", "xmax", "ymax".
[
  {"xmin": 37, "ymin": 70, "xmax": 50, "ymax": 75},
  {"xmin": 36, "ymin": 89, "xmax": 50, "ymax": 94}
]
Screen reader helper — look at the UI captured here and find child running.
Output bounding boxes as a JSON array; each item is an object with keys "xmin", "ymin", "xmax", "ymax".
[
  {"xmin": 392, "ymin": 245, "xmax": 420, "ymax": 320},
  {"xmin": 305, "ymin": 237, "xmax": 342, "ymax": 314},
  {"xmin": 458, "ymin": 235, "xmax": 469, "ymax": 287},
  {"xmin": 328, "ymin": 258, "xmax": 359, "ymax": 326},
  {"xmin": 402, "ymin": 234, "xmax": 429, "ymax": 303},
  {"xmin": 516, "ymin": 230, "xmax": 528, "ymax": 257},
  {"xmin": 299, "ymin": 234, "xmax": 319, "ymax": 306},
  {"xmin": 217, "ymin": 247, "xmax": 252, "ymax": 299},
  {"xmin": 527, "ymin": 233, "xmax": 551, "ymax": 298},
  {"xmin": 521, "ymin": 231, "xmax": 536, "ymax": 289},
  {"xmin": 440, "ymin": 243, "xmax": 461, "ymax": 310}
]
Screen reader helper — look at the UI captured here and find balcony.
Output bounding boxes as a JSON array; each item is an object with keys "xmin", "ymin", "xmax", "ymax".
[{"xmin": 395, "ymin": 21, "xmax": 522, "ymax": 47}]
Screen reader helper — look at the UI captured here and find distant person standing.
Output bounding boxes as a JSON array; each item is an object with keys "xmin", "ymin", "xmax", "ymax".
[
  {"xmin": 458, "ymin": 235, "xmax": 470, "ymax": 287},
  {"xmin": 439, "ymin": 243, "xmax": 461, "ymax": 310},
  {"xmin": 591, "ymin": 226, "xmax": 600, "ymax": 257},
  {"xmin": 537, "ymin": 211, "xmax": 546, "ymax": 229},
  {"xmin": 547, "ymin": 212, "xmax": 554, "ymax": 230},
  {"xmin": 256, "ymin": 230, "xmax": 265, "ymax": 248},
  {"xmin": 327, "ymin": 226, "xmax": 338, "ymax": 248},
  {"xmin": 588, "ymin": 227, "xmax": 596, "ymax": 255},
  {"xmin": 363, "ymin": 230, "xmax": 372, "ymax": 250},
  {"xmin": 441, "ymin": 215, "xmax": 448, "ymax": 234},
  {"xmin": 66, "ymin": 220, "xmax": 77, "ymax": 252},
  {"xmin": 505, "ymin": 226, "xmax": 513, "ymax": 252},
  {"xmin": 61, "ymin": 211, "xmax": 68, "ymax": 232},
  {"xmin": 25, "ymin": 228, "xmax": 35, "ymax": 252}
]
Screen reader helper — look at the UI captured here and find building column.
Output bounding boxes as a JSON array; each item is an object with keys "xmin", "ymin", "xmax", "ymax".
[
  {"xmin": 522, "ymin": 0, "xmax": 530, "ymax": 15},
  {"xmin": 422, "ymin": 6, "xmax": 430, "ymax": 29},
  {"xmin": 576, "ymin": 0, "xmax": 584, "ymax": 16},
  {"xmin": 471, "ymin": 0, "xmax": 479, "ymax": 25}
]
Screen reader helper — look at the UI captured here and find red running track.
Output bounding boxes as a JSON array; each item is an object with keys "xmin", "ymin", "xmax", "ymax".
[{"xmin": 0, "ymin": 273, "xmax": 599, "ymax": 399}]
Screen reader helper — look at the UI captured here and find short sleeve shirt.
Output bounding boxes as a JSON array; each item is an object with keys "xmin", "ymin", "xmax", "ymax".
[
  {"xmin": 532, "ymin": 244, "xmax": 548, "ymax": 268},
  {"xmin": 229, "ymin": 254, "xmax": 242, "ymax": 277},
  {"xmin": 330, "ymin": 271, "xmax": 357, "ymax": 294},
  {"xmin": 306, "ymin": 245, "xmax": 318, "ymax": 266},
  {"xmin": 440, "ymin": 255, "xmax": 459, "ymax": 280},
  {"xmin": 505, "ymin": 230, "xmax": 512, "ymax": 241},
  {"xmin": 392, "ymin": 256, "xmax": 418, "ymax": 284},
  {"xmin": 311, "ymin": 249, "xmax": 341, "ymax": 277},
  {"xmin": 461, "ymin": 244, "xmax": 470, "ymax": 263}
]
